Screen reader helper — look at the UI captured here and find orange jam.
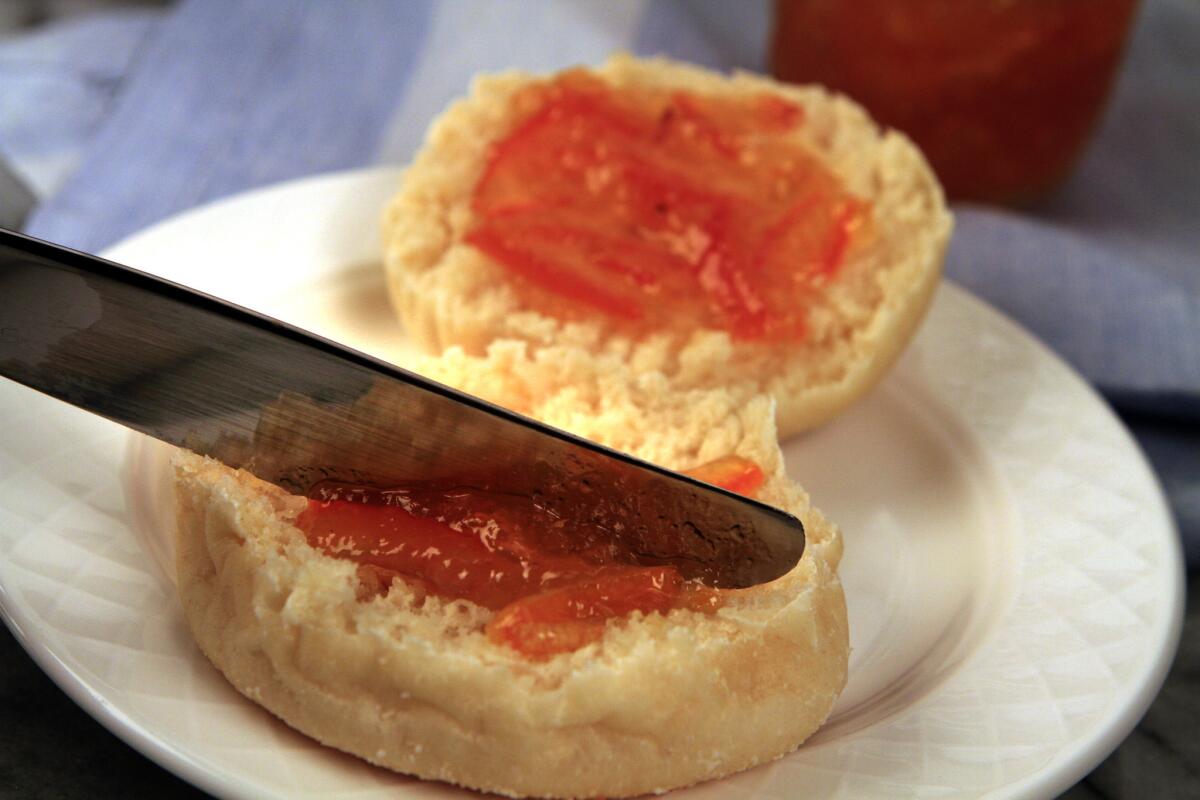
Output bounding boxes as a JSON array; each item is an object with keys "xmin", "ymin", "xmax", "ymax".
[
  {"xmin": 296, "ymin": 456, "xmax": 765, "ymax": 658},
  {"xmin": 466, "ymin": 71, "xmax": 868, "ymax": 342}
]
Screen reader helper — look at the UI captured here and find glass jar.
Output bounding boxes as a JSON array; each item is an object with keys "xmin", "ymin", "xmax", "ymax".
[{"xmin": 770, "ymin": 0, "xmax": 1141, "ymax": 205}]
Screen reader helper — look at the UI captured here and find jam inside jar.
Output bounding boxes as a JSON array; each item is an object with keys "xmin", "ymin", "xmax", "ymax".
[
  {"xmin": 771, "ymin": 0, "xmax": 1141, "ymax": 204},
  {"xmin": 296, "ymin": 456, "xmax": 766, "ymax": 659}
]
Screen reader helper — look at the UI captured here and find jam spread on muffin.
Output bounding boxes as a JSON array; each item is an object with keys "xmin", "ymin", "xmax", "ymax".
[
  {"xmin": 297, "ymin": 455, "xmax": 764, "ymax": 658},
  {"xmin": 466, "ymin": 71, "xmax": 868, "ymax": 341}
]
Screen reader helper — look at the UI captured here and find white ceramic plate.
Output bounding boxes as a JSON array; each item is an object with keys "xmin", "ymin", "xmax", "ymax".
[{"xmin": 0, "ymin": 169, "xmax": 1182, "ymax": 800}]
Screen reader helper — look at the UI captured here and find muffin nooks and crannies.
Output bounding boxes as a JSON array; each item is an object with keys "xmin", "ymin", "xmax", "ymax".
[
  {"xmin": 383, "ymin": 54, "xmax": 952, "ymax": 437},
  {"xmin": 173, "ymin": 343, "xmax": 848, "ymax": 798}
]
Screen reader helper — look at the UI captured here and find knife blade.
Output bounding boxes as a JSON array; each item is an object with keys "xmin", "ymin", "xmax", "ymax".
[{"xmin": 0, "ymin": 228, "xmax": 804, "ymax": 588}]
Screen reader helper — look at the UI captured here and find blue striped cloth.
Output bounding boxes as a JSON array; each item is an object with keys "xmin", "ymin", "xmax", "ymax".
[{"xmin": 3, "ymin": 0, "xmax": 1199, "ymax": 557}]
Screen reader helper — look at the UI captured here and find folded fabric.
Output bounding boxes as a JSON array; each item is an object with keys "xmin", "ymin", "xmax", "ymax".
[
  {"xmin": 948, "ymin": 208, "xmax": 1200, "ymax": 414},
  {"xmin": 0, "ymin": 9, "xmax": 161, "ymax": 203}
]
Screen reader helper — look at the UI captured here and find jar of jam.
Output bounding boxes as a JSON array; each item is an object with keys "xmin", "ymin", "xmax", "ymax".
[{"xmin": 770, "ymin": 0, "xmax": 1141, "ymax": 205}]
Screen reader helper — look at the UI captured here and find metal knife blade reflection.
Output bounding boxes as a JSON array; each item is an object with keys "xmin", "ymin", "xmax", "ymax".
[{"xmin": 0, "ymin": 228, "xmax": 804, "ymax": 588}]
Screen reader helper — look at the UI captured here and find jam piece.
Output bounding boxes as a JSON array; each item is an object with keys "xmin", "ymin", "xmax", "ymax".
[
  {"xmin": 296, "ymin": 456, "xmax": 764, "ymax": 658},
  {"xmin": 467, "ymin": 71, "xmax": 868, "ymax": 342},
  {"xmin": 684, "ymin": 454, "xmax": 765, "ymax": 497},
  {"xmin": 485, "ymin": 566, "xmax": 683, "ymax": 658},
  {"xmin": 297, "ymin": 488, "xmax": 603, "ymax": 611}
]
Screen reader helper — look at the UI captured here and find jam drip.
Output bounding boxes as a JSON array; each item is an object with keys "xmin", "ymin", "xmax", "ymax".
[
  {"xmin": 467, "ymin": 71, "xmax": 868, "ymax": 341},
  {"xmin": 296, "ymin": 456, "xmax": 765, "ymax": 658}
]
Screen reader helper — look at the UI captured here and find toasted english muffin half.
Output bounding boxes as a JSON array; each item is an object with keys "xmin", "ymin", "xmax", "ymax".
[
  {"xmin": 173, "ymin": 343, "xmax": 848, "ymax": 797},
  {"xmin": 383, "ymin": 54, "xmax": 951, "ymax": 438}
]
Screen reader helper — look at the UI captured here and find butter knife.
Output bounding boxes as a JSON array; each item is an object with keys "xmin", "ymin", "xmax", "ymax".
[{"xmin": 0, "ymin": 228, "xmax": 804, "ymax": 588}]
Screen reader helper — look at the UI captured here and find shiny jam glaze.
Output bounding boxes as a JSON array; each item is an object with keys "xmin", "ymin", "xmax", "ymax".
[
  {"xmin": 466, "ymin": 71, "xmax": 868, "ymax": 342},
  {"xmin": 296, "ymin": 456, "xmax": 765, "ymax": 658}
]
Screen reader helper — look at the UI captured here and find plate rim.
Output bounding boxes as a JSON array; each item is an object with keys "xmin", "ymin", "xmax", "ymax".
[
  {"xmin": 912, "ymin": 284, "xmax": 1184, "ymax": 800},
  {"xmin": 0, "ymin": 166, "xmax": 1184, "ymax": 800}
]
